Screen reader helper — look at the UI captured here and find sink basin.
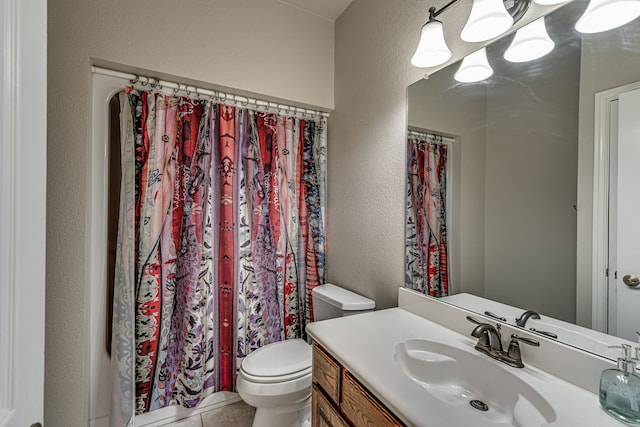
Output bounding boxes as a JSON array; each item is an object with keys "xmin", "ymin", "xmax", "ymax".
[{"xmin": 394, "ymin": 339, "xmax": 556, "ymax": 427}]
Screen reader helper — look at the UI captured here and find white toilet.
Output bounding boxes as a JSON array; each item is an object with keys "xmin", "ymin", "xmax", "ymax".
[{"xmin": 236, "ymin": 283, "xmax": 375, "ymax": 427}]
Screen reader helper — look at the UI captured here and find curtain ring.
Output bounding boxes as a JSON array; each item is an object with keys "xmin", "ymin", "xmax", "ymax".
[
  {"xmin": 219, "ymin": 92, "xmax": 227, "ymax": 102},
  {"xmin": 129, "ymin": 75, "xmax": 139, "ymax": 85},
  {"xmin": 149, "ymin": 78, "xmax": 158, "ymax": 89},
  {"xmin": 240, "ymin": 98, "xmax": 249, "ymax": 107}
]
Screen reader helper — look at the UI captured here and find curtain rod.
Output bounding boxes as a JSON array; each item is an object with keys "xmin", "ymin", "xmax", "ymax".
[
  {"xmin": 408, "ymin": 129, "xmax": 454, "ymax": 144},
  {"xmin": 91, "ymin": 66, "xmax": 330, "ymax": 119}
]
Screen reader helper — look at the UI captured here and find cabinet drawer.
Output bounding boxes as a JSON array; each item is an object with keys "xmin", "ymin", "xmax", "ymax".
[
  {"xmin": 341, "ymin": 372, "xmax": 404, "ymax": 427},
  {"xmin": 312, "ymin": 384, "xmax": 350, "ymax": 427},
  {"xmin": 312, "ymin": 344, "xmax": 341, "ymax": 404}
]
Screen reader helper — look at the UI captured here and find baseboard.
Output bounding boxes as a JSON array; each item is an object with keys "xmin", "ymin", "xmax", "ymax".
[{"xmin": 90, "ymin": 392, "xmax": 243, "ymax": 427}]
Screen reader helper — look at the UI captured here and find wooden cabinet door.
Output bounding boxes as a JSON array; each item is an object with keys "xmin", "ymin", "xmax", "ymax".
[
  {"xmin": 312, "ymin": 344, "xmax": 341, "ymax": 404},
  {"xmin": 341, "ymin": 372, "xmax": 404, "ymax": 427},
  {"xmin": 312, "ymin": 384, "xmax": 350, "ymax": 427}
]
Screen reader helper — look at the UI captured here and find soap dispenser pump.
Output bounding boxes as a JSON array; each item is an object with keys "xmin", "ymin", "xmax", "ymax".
[{"xmin": 600, "ymin": 344, "xmax": 640, "ymax": 425}]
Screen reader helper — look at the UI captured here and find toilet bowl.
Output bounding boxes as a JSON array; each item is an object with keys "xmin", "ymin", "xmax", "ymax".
[
  {"xmin": 237, "ymin": 339, "xmax": 312, "ymax": 427},
  {"xmin": 237, "ymin": 283, "xmax": 375, "ymax": 427}
]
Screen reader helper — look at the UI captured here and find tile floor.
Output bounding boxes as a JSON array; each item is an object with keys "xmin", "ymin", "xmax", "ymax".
[{"xmin": 159, "ymin": 401, "xmax": 255, "ymax": 427}]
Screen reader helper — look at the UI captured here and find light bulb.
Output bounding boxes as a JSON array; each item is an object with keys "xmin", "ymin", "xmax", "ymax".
[
  {"xmin": 411, "ymin": 20, "xmax": 453, "ymax": 68},
  {"xmin": 461, "ymin": 0, "xmax": 514, "ymax": 42},
  {"xmin": 454, "ymin": 48, "xmax": 494, "ymax": 83},
  {"xmin": 504, "ymin": 17, "xmax": 555, "ymax": 62},
  {"xmin": 575, "ymin": 0, "xmax": 640, "ymax": 34}
]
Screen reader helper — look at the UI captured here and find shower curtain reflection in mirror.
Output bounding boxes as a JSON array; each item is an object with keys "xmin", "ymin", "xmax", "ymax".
[
  {"xmin": 405, "ymin": 131, "xmax": 450, "ymax": 298},
  {"xmin": 111, "ymin": 87, "xmax": 327, "ymax": 426}
]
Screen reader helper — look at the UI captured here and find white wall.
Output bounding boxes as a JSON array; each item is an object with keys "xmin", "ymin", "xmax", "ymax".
[
  {"xmin": 483, "ymin": 38, "xmax": 580, "ymax": 322},
  {"xmin": 330, "ymin": 0, "xmax": 556, "ymax": 309},
  {"xmin": 46, "ymin": 1, "xmax": 334, "ymax": 425}
]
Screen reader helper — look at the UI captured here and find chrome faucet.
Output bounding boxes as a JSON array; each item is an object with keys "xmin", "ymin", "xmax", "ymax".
[
  {"xmin": 516, "ymin": 310, "xmax": 540, "ymax": 327},
  {"xmin": 467, "ymin": 316, "xmax": 540, "ymax": 368}
]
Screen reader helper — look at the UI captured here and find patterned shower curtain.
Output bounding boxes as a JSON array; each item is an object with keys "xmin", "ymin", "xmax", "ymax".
[
  {"xmin": 111, "ymin": 87, "xmax": 326, "ymax": 425},
  {"xmin": 405, "ymin": 133, "xmax": 449, "ymax": 297}
]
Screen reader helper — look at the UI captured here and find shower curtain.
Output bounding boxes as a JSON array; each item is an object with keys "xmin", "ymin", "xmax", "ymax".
[
  {"xmin": 111, "ymin": 87, "xmax": 326, "ymax": 425},
  {"xmin": 405, "ymin": 133, "xmax": 449, "ymax": 297}
]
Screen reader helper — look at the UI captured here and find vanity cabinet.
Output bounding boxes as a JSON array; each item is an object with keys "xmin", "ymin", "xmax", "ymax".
[{"xmin": 312, "ymin": 343, "xmax": 405, "ymax": 427}]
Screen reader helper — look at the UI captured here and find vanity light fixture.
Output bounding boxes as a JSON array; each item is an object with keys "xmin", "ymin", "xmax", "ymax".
[
  {"xmin": 575, "ymin": 0, "xmax": 640, "ymax": 33},
  {"xmin": 454, "ymin": 47, "xmax": 494, "ymax": 82},
  {"xmin": 411, "ymin": 0, "xmax": 531, "ymax": 68},
  {"xmin": 503, "ymin": 17, "xmax": 555, "ymax": 62}
]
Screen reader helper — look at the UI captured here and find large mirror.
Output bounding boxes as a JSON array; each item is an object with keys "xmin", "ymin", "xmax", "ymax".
[{"xmin": 406, "ymin": 0, "xmax": 640, "ymax": 360}]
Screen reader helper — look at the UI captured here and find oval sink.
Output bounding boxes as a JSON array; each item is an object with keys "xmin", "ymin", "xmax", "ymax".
[{"xmin": 393, "ymin": 339, "xmax": 556, "ymax": 427}]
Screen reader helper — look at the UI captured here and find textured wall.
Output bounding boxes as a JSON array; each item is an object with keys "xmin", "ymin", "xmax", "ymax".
[
  {"xmin": 331, "ymin": 0, "xmax": 554, "ymax": 309},
  {"xmin": 46, "ymin": 1, "xmax": 333, "ymax": 425}
]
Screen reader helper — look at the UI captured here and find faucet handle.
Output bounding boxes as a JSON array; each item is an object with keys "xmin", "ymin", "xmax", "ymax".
[
  {"xmin": 511, "ymin": 334, "xmax": 540, "ymax": 347},
  {"xmin": 504, "ymin": 334, "xmax": 540, "ymax": 368},
  {"xmin": 466, "ymin": 315, "xmax": 482, "ymax": 325},
  {"xmin": 484, "ymin": 311, "xmax": 507, "ymax": 322}
]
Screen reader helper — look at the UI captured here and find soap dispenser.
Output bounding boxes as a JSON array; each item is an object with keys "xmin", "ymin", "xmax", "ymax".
[{"xmin": 600, "ymin": 344, "xmax": 640, "ymax": 425}]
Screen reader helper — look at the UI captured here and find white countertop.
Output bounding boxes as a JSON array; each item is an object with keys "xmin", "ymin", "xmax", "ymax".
[{"xmin": 306, "ymin": 307, "xmax": 624, "ymax": 427}]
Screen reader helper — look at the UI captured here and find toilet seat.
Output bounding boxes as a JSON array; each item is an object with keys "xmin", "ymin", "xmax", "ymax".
[
  {"xmin": 239, "ymin": 366, "xmax": 312, "ymax": 384},
  {"xmin": 240, "ymin": 339, "xmax": 311, "ymax": 382}
]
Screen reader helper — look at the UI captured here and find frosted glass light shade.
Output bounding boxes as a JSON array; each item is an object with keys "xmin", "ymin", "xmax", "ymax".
[
  {"xmin": 461, "ymin": 0, "xmax": 514, "ymax": 42},
  {"xmin": 504, "ymin": 17, "xmax": 555, "ymax": 62},
  {"xmin": 411, "ymin": 20, "xmax": 453, "ymax": 68},
  {"xmin": 533, "ymin": 0, "xmax": 572, "ymax": 5},
  {"xmin": 454, "ymin": 48, "xmax": 494, "ymax": 82},
  {"xmin": 575, "ymin": 0, "xmax": 640, "ymax": 33}
]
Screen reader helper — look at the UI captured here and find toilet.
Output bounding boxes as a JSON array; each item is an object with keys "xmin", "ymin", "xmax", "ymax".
[{"xmin": 236, "ymin": 283, "xmax": 375, "ymax": 427}]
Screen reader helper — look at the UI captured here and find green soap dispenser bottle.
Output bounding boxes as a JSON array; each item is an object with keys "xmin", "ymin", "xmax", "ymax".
[{"xmin": 600, "ymin": 344, "xmax": 640, "ymax": 425}]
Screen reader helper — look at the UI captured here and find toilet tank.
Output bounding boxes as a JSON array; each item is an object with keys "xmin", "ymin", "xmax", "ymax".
[{"xmin": 311, "ymin": 283, "xmax": 375, "ymax": 322}]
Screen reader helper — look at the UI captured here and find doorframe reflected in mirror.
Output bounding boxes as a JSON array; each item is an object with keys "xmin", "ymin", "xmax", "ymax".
[{"xmin": 591, "ymin": 80, "xmax": 640, "ymax": 336}]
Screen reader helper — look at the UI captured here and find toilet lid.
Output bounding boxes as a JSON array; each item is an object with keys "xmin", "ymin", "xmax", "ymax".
[{"xmin": 241, "ymin": 339, "xmax": 311, "ymax": 378}]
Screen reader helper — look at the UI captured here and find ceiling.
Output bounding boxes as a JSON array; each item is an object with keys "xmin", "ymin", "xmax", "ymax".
[{"xmin": 278, "ymin": 0, "xmax": 354, "ymax": 22}]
